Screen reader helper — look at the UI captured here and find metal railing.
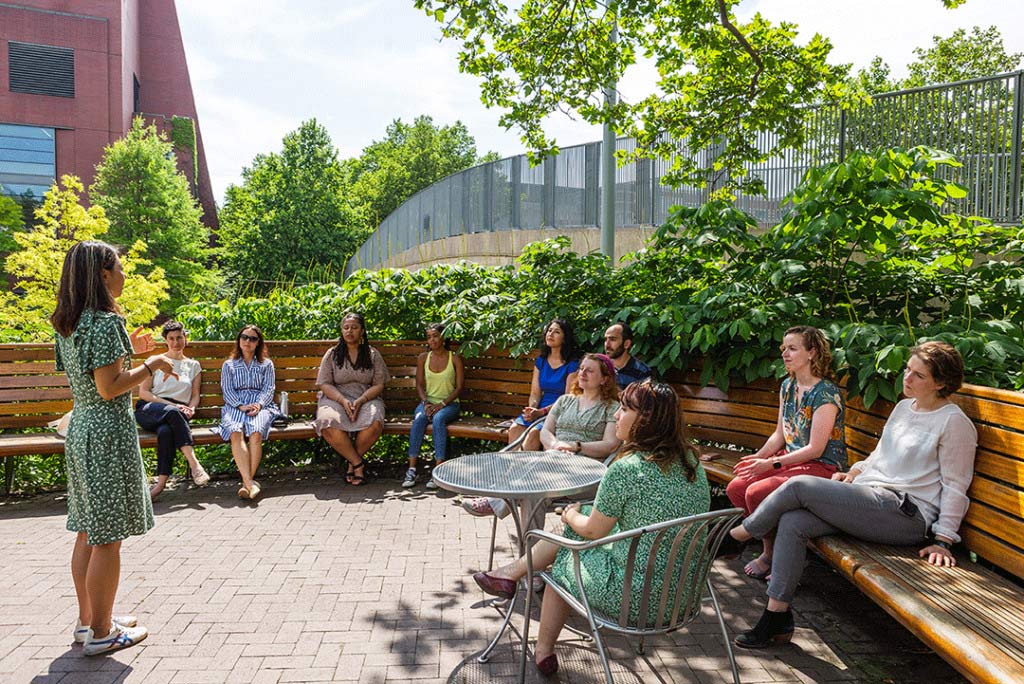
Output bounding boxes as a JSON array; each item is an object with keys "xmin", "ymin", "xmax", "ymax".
[{"xmin": 345, "ymin": 71, "xmax": 1024, "ymax": 274}]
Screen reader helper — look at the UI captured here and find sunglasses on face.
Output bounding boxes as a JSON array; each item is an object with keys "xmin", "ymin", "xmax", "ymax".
[{"xmin": 240, "ymin": 334, "xmax": 260, "ymax": 342}]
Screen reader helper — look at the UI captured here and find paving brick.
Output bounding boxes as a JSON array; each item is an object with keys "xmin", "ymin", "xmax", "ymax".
[{"xmin": 0, "ymin": 473, "xmax": 968, "ymax": 684}]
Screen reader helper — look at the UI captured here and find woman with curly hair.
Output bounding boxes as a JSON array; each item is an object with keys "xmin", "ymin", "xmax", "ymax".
[
  {"xmin": 722, "ymin": 325, "xmax": 847, "ymax": 580},
  {"xmin": 463, "ymin": 353, "xmax": 621, "ymax": 518},
  {"xmin": 471, "ymin": 380, "xmax": 711, "ymax": 675}
]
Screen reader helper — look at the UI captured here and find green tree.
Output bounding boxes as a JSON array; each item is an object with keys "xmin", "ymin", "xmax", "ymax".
[
  {"xmin": 415, "ymin": 0, "xmax": 969, "ymax": 192},
  {"xmin": 851, "ymin": 57, "xmax": 898, "ymax": 95},
  {"xmin": 1, "ymin": 175, "xmax": 168, "ymax": 342},
  {"xmin": 90, "ymin": 117, "xmax": 215, "ymax": 312},
  {"xmin": 218, "ymin": 119, "xmax": 363, "ymax": 291},
  {"xmin": 904, "ymin": 26, "xmax": 1023, "ymax": 88},
  {"xmin": 0, "ymin": 194, "xmax": 25, "ymax": 280},
  {"xmin": 349, "ymin": 116, "xmax": 494, "ymax": 229}
]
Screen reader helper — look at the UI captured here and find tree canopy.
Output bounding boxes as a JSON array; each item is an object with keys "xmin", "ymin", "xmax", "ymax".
[
  {"xmin": 0, "ymin": 194, "xmax": 24, "ymax": 281},
  {"xmin": 218, "ymin": 119, "xmax": 364, "ymax": 291},
  {"xmin": 854, "ymin": 25, "xmax": 1023, "ymax": 94},
  {"xmin": 348, "ymin": 115, "xmax": 496, "ymax": 229},
  {"xmin": 415, "ymin": 0, "xmax": 974, "ymax": 192},
  {"xmin": 90, "ymin": 118, "xmax": 215, "ymax": 312},
  {"xmin": 1, "ymin": 175, "xmax": 168, "ymax": 342}
]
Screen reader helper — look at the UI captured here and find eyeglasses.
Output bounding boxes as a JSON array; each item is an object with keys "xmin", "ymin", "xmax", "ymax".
[{"xmin": 240, "ymin": 334, "xmax": 260, "ymax": 342}]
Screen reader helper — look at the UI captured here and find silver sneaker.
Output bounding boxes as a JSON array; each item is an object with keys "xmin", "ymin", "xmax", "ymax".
[
  {"xmin": 83, "ymin": 623, "xmax": 148, "ymax": 656},
  {"xmin": 401, "ymin": 467, "xmax": 417, "ymax": 488}
]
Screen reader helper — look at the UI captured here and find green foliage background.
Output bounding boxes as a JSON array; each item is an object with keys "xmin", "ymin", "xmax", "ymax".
[{"xmin": 180, "ymin": 147, "xmax": 1024, "ymax": 405}]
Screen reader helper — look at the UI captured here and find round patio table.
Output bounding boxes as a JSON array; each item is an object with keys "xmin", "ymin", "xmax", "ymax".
[{"xmin": 432, "ymin": 450, "xmax": 607, "ymax": 662}]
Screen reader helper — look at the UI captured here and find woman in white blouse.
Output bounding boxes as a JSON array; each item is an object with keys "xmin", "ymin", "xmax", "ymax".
[
  {"xmin": 720, "ymin": 341, "xmax": 977, "ymax": 649},
  {"xmin": 134, "ymin": 321, "xmax": 210, "ymax": 499}
]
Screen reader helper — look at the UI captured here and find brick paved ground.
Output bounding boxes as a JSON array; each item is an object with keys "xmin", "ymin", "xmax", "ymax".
[{"xmin": 0, "ymin": 472, "xmax": 966, "ymax": 684}]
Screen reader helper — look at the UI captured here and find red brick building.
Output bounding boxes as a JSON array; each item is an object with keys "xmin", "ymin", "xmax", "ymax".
[{"xmin": 0, "ymin": 0, "xmax": 217, "ymax": 228}]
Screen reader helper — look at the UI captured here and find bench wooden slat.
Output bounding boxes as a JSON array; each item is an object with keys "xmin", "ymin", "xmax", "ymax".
[
  {"xmin": 974, "ymin": 449, "xmax": 1024, "ymax": 488},
  {"xmin": 0, "ymin": 375, "xmax": 69, "ymax": 389},
  {"xmin": 832, "ymin": 546, "xmax": 1024, "ymax": 684}
]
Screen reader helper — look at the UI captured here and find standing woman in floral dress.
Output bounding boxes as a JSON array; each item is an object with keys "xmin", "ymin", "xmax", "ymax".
[{"xmin": 52, "ymin": 240, "xmax": 173, "ymax": 656}]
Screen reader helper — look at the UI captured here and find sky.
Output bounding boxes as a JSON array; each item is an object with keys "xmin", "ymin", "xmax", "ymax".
[{"xmin": 175, "ymin": 0, "xmax": 1024, "ymax": 205}]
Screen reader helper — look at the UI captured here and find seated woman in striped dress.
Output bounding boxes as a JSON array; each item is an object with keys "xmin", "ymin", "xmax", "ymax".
[{"xmin": 219, "ymin": 325, "xmax": 281, "ymax": 501}]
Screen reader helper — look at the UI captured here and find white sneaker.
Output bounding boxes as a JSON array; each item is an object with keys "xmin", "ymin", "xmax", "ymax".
[
  {"xmin": 401, "ymin": 468, "xmax": 417, "ymax": 488},
  {"xmin": 83, "ymin": 623, "xmax": 148, "ymax": 656},
  {"xmin": 425, "ymin": 479, "xmax": 438, "ymax": 490},
  {"xmin": 73, "ymin": 615, "xmax": 137, "ymax": 644}
]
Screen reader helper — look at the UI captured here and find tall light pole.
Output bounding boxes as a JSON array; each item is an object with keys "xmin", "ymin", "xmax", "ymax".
[{"xmin": 600, "ymin": 14, "xmax": 617, "ymax": 264}]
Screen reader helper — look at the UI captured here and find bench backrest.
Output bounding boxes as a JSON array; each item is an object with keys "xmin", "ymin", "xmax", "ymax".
[{"xmin": 0, "ymin": 340, "xmax": 534, "ymax": 429}]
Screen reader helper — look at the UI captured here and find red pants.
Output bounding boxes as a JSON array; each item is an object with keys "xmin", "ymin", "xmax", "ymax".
[{"xmin": 726, "ymin": 460, "xmax": 837, "ymax": 516}]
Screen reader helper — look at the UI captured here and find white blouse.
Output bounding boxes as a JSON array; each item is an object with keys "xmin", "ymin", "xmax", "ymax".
[
  {"xmin": 151, "ymin": 357, "xmax": 202, "ymax": 405},
  {"xmin": 850, "ymin": 399, "xmax": 977, "ymax": 543}
]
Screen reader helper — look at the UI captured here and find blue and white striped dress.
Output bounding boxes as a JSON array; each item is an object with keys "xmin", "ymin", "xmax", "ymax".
[{"xmin": 219, "ymin": 357, "xmax": 281, "ymax": 440}]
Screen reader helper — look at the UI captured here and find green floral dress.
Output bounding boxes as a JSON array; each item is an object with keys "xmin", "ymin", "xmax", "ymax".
[
  {"xmin": 55, "ymin": 310, "xmax": 154, "ymax": 546},
  {"xmin": 550, "ymin": 451, "xmax": 711, "ymax": 627}
]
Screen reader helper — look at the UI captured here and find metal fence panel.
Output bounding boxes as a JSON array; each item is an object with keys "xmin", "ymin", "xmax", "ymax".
[{"xmin": 346, "ymin": 72, "xmax": 1024, "ymax": 275}]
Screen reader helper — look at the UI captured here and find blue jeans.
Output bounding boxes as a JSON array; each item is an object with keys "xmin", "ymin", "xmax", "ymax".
[{"xmin": 408, "ymin": 402, "xmax": 460, "ymax": 463}]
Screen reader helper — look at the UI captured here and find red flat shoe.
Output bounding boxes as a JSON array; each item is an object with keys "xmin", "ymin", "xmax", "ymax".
[
  {"xmin": 472, "ymin": 571, "xmax": 517, "ymax": 600},
  {"xmin": 536, "ymin": 653, "xmax": 559, "ymax": 676}
]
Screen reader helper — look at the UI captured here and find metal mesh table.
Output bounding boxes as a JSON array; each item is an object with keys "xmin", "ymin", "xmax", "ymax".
[
  {"xmin": 433, "ymin": 450, "xmax": 607, "ymax": 663},
  {"xmin": 432, "ymin": 450, "xmax": 607, "ymax": 501}
]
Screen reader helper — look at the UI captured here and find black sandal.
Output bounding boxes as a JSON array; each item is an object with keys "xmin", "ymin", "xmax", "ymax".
[{"xmin": 348, "ymin": 460, "xmax": 366, "ymax": 486}]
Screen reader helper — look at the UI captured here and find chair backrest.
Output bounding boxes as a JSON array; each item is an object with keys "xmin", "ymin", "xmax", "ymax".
[{"xmin": 612, "ymin": 507, "xmax": 743, "ymax": 633}]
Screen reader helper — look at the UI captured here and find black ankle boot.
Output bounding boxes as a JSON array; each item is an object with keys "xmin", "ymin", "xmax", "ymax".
[{"xmin": 734, "ymin": 607, "xmax": 794, "ymax": 649}]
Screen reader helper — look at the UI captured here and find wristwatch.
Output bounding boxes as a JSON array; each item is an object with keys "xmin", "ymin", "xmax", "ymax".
[
  {"xmin": 933, "ymin": 539, "xmax": 952, "ymax": 550},
  {"xmin": 575, "ymin": 441, "xmax": 582, "ymax": 454},
  {"xmin": 772, "ymin": 459, "xmax": 782, "ymax": 470}
]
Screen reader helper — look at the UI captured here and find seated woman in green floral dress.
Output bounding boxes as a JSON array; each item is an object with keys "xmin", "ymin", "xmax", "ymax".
[{"xmin": 471, "ymin": 380, "xmax": 711, "ymax": 675}]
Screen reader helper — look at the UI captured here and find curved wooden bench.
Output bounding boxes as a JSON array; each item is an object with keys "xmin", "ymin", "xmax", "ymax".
[{"xmin": 666, "ymin": 368, "xmax": 1024, "ymax": 684}]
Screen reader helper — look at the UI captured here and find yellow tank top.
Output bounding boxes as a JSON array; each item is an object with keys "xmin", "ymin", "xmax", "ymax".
[{"xmin": 425, "ymin": 351, "xmax": 457, "ymax": 404}]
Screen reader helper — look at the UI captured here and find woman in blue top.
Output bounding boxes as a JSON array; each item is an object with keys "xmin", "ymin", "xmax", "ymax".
[
  {"xmin": 507, "ymin": 318, "xmax": 581, "ymax": 451},
  {"xmin": 220, "ymin": 324, "xmax": 281, "ymax": 501}
]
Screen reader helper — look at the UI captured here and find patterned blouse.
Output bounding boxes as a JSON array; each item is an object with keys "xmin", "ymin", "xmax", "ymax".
[{"xmin": 780, "ymin": 376, "xmax": 847, "ymax": 469}]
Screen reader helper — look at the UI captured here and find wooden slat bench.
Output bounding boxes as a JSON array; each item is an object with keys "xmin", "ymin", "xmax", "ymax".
[
  {"xmin": 668, "ymin": 368, "xmax": 1024, "ymax": 684},
  {"xmin": 0, "ymin": 340, "xmax": 533, "ymax": 476}
]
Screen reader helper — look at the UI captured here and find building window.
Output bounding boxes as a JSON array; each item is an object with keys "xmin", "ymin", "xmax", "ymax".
[
  {"xmin": 133, "ymin": 75, "xmax": 141, "ymax": 113},
  {"xmin": 0, "ymin": 123, "xmax": 56, "ymax": 200},
  {"xmin": 8, "ymin": 41, "xmax": 75, "ymax": 98}
]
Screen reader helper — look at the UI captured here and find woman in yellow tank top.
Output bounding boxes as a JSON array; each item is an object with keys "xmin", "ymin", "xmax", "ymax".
[{"xmin": 404, "ymin": 323, "xmax": 464, "ymax": 488}]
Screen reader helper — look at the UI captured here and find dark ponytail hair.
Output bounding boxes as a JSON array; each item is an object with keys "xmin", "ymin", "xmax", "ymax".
[{"xmin": 51, "ymin": 241, "xmax": 122, "ymax": 337}]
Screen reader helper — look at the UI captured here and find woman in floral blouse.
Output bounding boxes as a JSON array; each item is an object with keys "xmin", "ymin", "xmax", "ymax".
[{"xmin": 723, "ymin": 325, "xmax": 847, "ymax": 579}]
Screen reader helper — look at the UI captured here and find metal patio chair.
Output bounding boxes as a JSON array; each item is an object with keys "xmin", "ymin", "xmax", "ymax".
[{"xmin": 518, "ymin": 507, "xmax": 744, "ymax": 684}]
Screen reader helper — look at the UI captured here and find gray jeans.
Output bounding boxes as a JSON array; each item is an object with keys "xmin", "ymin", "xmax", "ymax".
[{"xmin": 743, "ymin": 475, "xmax": 928, "ymax": 604}]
